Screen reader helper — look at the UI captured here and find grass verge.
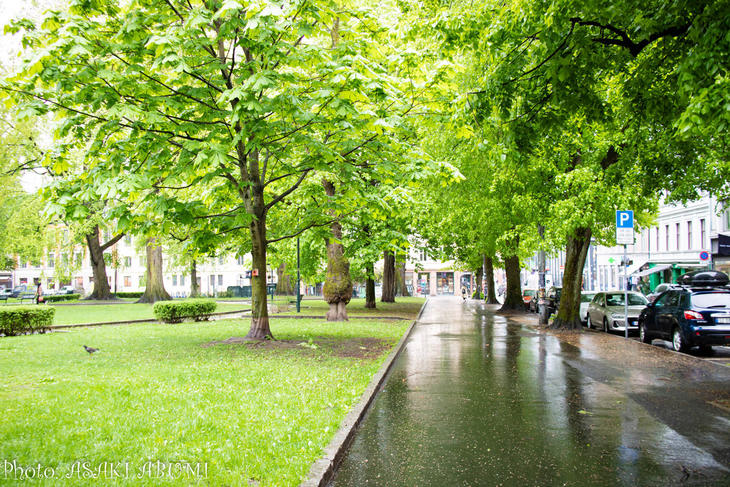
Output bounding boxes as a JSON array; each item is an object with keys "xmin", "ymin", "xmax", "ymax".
[
  {"xmin": 49, "ymin": 302, "xmax": 249, "ymax": 326},
  {"xmin": 0, "ymin": 316, "xmax": 410, "ymax": 485},
  {"xmin": 270, "ymin": 296, "xmax": 425, "ymax": 319}
]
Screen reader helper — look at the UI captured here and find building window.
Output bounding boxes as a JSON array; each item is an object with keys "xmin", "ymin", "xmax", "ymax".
[
  {"xmin": 124, "ymin": 276, "xmax": 131, "ymax": 287},
  {"xmin": 172, "ymin": 275, "xmax": 178, "ymax": 286},
  {"xmin": 237, "ymin": 256, "xmax": 245, "ymax": 265},
  {"xmin": 665, "ymin": 225, "xmax": 669, "ymax": 250},
  {"xmin": 218, "ymin": 274, "xmax": 223, "ymax": 286},
  {"xmin": 675, "ymin": 223, "xmax": 680, "ymax": 250},
  {"xmin": 419, "ymin": 249, "xmax": 429, "ymax": 261},
  {"xmin": 700, "ymin": 219, "xmax": 706, "ymax": 248},
  {"xmin": 655, "ymin": 227, "xmax": 659, "ymax": 252},
  {"xmin": 48, "ymin": 253, "xmax": 55, "ymax": 268},
  {"xmin": 138, "ymin": 276, "xmax": 144, "ymax": 287},
  {"xmin": 139, "ymin": 256, "xmax": 146, "ymax": 267},
  {"xmin": 180, "ymin": 275, "xmax": 185, "ymax": 286},
  {"xmin": 218, "ymin": 256, "xmax": 224, "ymax": 265},
  {"xmin": 124, "ymin": 235, "xmax": 132, "ymax": 245},
  {"xmin": 74, "ymin": 252, "xmax": 82, "ymax": 267},
  {"xmin": 209, "ymin": 275, "xmax": 215, "ymax": 286},
  {"xmin": 123, "ymin": 256, "xmax": 132, "ymax": 267},
  {"xmin": 687, "ymin": 221, "xmax": 693, "ymax": 249}
]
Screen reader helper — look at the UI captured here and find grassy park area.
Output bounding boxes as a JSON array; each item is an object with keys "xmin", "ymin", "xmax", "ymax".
[{"xmin": 0, "ymin": 298, "xmax": 423, "ymax": 485}]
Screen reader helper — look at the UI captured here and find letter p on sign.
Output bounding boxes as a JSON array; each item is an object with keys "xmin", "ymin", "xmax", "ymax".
[{"xmin": 616, "ymin": 210, "xmax": 633, "ymax": 228}]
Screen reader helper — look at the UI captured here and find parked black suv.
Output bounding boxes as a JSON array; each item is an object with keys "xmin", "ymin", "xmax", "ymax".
[{"xmin": 639, "ymin": 270, "xmax": 730, "ymax": 353}]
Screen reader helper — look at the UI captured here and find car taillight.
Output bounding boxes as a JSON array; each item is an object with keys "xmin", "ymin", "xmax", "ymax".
[{"xmin": 684, "ymin": 310, "xmax": 703, "ymax": 320}]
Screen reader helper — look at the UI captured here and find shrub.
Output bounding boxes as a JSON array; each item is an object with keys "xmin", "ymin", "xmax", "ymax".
[
  {"xmin": 44, "ymin": 293, "xmax": 81, "ymax": 303},
  {"xmin": 0, "ymin": 307, "xmax": 55, "ymax": 336},
  {"xmin": 153, "ymin": 299, "xmax": 217, "ymax": 324},
  {"xmin": 114, "ymin": 292, "xmax": 144, "ymax": 298}
]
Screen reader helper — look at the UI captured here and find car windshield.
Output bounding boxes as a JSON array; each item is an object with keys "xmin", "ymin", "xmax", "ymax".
[
  {"xmin": 691, "ymin": 292, "xmax": 730, "ymax": 309},
  {"xmin": 580, "ymin": 293, "xmax": 596, "ymax": 303},
  {"xmin": 605, "ymin": 293, "xmax": 648, "ymax": 306}
]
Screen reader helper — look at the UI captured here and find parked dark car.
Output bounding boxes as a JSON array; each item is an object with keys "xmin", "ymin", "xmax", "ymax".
[
  {"xmin": 10, "ymin": 285, "xmax": 29, "ymax": 298},
  {"xmin": 545, "ymin": 286, "xmax": 562, "ymax": 317},
  {"xmin": 646, "ymin": 282, "xmax": 678, "ymax": 303},
  {"xmin": 639, "ymin": 270, "xmax": 730, "ymax": 353}
]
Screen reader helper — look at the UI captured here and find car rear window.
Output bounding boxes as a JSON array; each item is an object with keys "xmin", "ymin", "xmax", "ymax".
[
  {"xmin": 580, "ymin": 293, "xmax": 596, "ymax": 303},
  {"xmin": 691, "ymin": 292, "xmax": 730, "ymax": 309},
  {"xmin": 605, "ymin": 293, "xmax": 648, "ymax": 306}
]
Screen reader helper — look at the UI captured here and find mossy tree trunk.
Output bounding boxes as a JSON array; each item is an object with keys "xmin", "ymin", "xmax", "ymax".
[
  {"xmin": 551, "ymin": 227, "xmax": 592, "ymax": 330},
  {"xmin": 365, "ymin": 262, "xmax": 376, "ymax": 309},
  {"xmin": 475, "ymin": 266, "xmax": 483, "ymax": 299},
  {"xmin": 276, "ymin": 262, "xmax": 294, "ymax": 295},
  {"xmin": 137, "ymin": 238, "xmax": 171, "ymax": 304},
  {"xmin": 190, "ymin": 260, "xmax": 200, "ymax": 297},
  {"xmin": 485, "ymin": 256, "xmax": 499, "ymax": 304},
  {"xmin": 322, "ymin": 180, "xmax": 353, "ymax": 321},
  {"xmin": 85, "ymin": 225, "xmax": 123, "ymax": 300},
  {"xmin": 381, "ymin": 250, "xmax": 395, "ymax": 303},
  {"xmin": 395, "ymin": 253, "xmax": 410, "ymax": 297}
]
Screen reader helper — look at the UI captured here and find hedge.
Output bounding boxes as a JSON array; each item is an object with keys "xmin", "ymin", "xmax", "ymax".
[
  {"xmin": 153, "ymin": 299, "xmax": 217, "ymax": 324},
  {"xmin": 114, "ymin": 292, "xmax": 144, "ymax": 298},
  {"xmin": 44, "ymin": 293, "xmax": 81, "ymax": 303},
  {"xmin": 0, "ymin": 307, "xmax": 55, "ymax": 336}
]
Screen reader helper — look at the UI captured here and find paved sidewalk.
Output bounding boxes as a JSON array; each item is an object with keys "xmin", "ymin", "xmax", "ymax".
[{"xmin": 329, "ymin": 297, "xmax": 730, "ymax": 486}]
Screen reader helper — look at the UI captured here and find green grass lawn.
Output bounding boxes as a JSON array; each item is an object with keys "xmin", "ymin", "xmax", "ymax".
[
  {"xmin": 0, "ymin": 317, "xmax": 410, "ymax": 485},
  {"xmin": 49, "ymin": 302, "xmax": 250, "ymax": 326}
]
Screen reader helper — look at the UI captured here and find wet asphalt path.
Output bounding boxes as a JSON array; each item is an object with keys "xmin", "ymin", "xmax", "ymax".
[{"xmin": 329, "ymin": 297, "xmax": 730, "ymax": 486}]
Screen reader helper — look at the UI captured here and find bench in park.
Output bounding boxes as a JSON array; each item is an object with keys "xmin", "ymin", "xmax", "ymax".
[{"xmin": 19, "ymin": 293, "xmax": 37, "ymax": 304}]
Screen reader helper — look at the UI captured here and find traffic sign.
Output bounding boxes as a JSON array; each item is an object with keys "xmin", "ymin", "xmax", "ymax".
[
  {"xmin": 700, "ymin": 251, "xmax": 710, "ymax": 261},
  {"xmin": 616, "ymin": 210, "xmax": 634, "ymax": 245}
]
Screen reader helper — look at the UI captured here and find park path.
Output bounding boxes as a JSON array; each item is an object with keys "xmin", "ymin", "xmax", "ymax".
[{"xmin": 328, "ymin": 296, "xmax": 730, "ymax": 486}]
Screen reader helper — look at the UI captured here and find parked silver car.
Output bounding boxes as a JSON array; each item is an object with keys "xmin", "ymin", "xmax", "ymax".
[
  {"xmin": 586, "ymin": 291, "xmax": 649, "ymax": 333},
  {"xmin": 580, "ymin": 292, "xmax": 597, "ymax": 323}
]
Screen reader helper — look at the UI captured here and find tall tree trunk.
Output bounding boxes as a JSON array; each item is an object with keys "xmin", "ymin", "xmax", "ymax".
[
  {"xmin": 365, "ymin": 262, "xmax": 376, "ymax": 309},
  {"xmin": 137, "ymin": 238, "xmax": 171, "ymax": 304},
  {"xmin": 322, "ymin": 179, "xmax": 353, "ymax": 321},
  {"xmin": 394, "ymin": 253, "xmax": 410, "ymax": 297},
  {"xmin": 475, "ymin": 266, "xmax": 483, "ymax": 299},
  {"xmin": 276, "ymin": 262, "xmax": 294, "ymax": 295},
  {"xmin": 86, "ymin": 228, "xmax": 112, "ymax": 300},
  {"xmin": 381, "ymin": 250, "xmax": 395, "ymax": 303},
  {"xmin": 190, "ymin": 259, "xmax": 200, "ymax": 297},
  {"xmin": 500, "ymin": 235, "xmax": 523, "ymax": 310},
  {"xmin": 85, "ymin": 225, "xmax": 123, "ymax": 300},
  {"xmin": 246, "ymin": 208, "xmax": 272, "ymax": 339},
  {"xmin": 485, "ymin": 256, "xmax": 499, "ymax": 304},
  {"xmin": 551, "ymin": 227, "xmax": 592, "ymax": 330}
]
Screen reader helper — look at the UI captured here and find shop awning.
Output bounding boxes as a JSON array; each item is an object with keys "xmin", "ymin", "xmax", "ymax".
[
  {"xmin": 626, "ymin": 261, "xmax": 647, "ymax": 276},
  {"xmin": 635, "ymin": 264, "xmax": 672, "ymax": 277}
]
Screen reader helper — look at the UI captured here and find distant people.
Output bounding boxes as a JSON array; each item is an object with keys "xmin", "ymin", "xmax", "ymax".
[
  {"xmin": 34, "ymin": 283, "xmax": 43, "ymax": 304},
  {"xmin": 461, "ymin": 286, "xmax": 467, "ymax": 301}
]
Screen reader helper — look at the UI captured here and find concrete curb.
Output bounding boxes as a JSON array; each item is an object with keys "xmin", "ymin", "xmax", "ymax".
[
  {"xmin": 50, "ymin": 309, "xmax": 250, "ymax": 330},
  {"xmin": 299, "ymin": 299, "xmax": 429, "ymax": 487}
]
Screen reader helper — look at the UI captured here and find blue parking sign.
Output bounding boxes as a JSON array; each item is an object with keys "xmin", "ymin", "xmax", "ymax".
[{"xmin": 616, "ymin": 210, "xmax": 633, "ymax": 229}]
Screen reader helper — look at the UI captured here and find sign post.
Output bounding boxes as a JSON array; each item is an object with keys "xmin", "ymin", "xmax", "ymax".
[{"xmin": 616, "ymin": 211, "xmax": 634, "ymax": 340}]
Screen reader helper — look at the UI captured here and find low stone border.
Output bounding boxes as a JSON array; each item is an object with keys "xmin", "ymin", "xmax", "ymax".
[
  {"xmin": 50, "ymin": 309, "xmax": 250, "ymax": 330},
  {"xmin": 299, "ymin": 299, "xmax": 429, "ymax": 487}
]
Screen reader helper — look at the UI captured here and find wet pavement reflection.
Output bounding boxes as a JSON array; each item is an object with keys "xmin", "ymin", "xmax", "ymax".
[{"xmin": 329, "ymin": 297, "xmax": 730, "ymax": 486}]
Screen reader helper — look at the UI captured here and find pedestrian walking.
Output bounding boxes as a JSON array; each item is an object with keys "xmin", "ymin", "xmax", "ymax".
[
  {"xmin": 461, "ymin": 286, "xmax": 467, "ymax": 301},
  {"xmin": 34, "ymin": 283, "xmax": 44, "ymax": 305}
]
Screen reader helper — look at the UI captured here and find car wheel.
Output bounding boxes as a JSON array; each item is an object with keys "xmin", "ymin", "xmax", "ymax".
[
  {"xmin": 640, "ymin": 323, "xmax": 651, "ymax": 344},
  {"xmin": 672, "ymin": 327, "xmax": 687, "ymax": 353},
  {"xmin": 603, "ymin": 318, "xmax": 609, "ymax": 333}
]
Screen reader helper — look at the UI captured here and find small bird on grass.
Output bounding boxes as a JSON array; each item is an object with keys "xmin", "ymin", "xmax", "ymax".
[{"xmin": 83, "ymin": 345, "xmax": 99, "ymax": 355}]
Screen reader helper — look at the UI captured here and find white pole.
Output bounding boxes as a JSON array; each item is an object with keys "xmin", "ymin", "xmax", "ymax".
[{"xmin": 624, "ymin": 244, "xmax": 629, "ymax": 340}]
